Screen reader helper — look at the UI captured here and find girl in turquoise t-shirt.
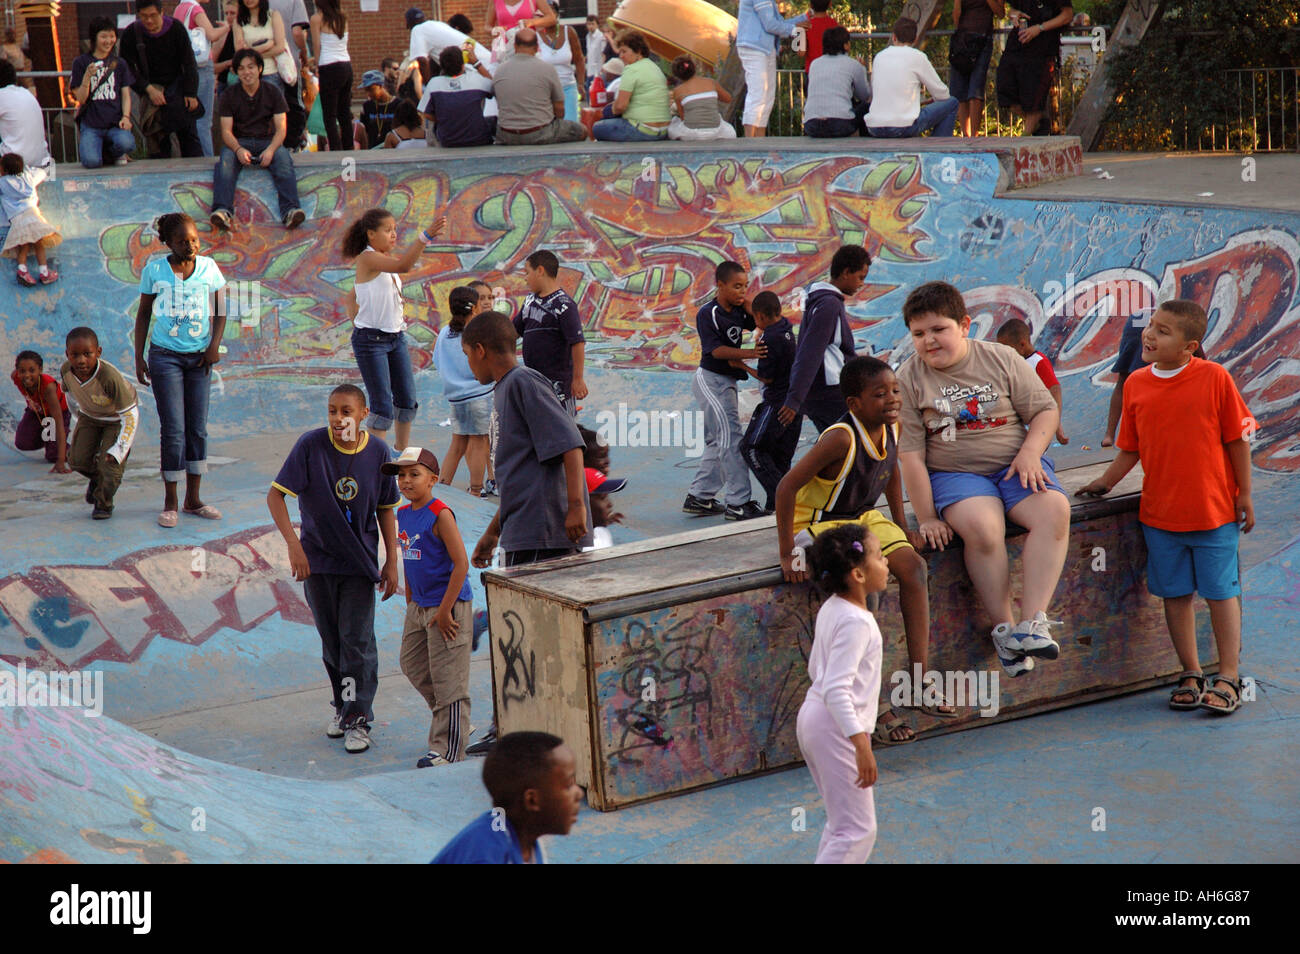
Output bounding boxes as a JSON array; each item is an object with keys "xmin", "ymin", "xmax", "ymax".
[{"xmin": 132, "ymin": 212, "xmax": 228, "ymax": 528}]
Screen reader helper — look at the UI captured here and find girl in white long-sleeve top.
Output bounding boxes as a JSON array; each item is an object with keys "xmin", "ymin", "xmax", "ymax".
[{"xmin": 796, "ymin": 522, "xmax": 891, "ymax": 864}]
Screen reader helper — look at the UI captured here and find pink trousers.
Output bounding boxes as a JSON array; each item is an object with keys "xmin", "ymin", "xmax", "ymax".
[{"xmin": 796, "ymin": 697, "xmax": 877, "ymax": 864}]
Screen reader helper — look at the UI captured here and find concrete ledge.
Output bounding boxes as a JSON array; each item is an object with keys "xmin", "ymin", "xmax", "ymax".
[{"xmin": 56, "ymin": 134, "xmax": 1083, "ymax": 195}]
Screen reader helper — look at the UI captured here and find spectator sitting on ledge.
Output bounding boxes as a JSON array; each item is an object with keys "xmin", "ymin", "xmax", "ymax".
[
  {"xmin": 803, "ymin": 25, "xmax": 870, "ymax": 138},
  {"xmin": 492, "ymin": 28, "xmax": 586, "ymax": 145},
  {"xmin": 592, "ymin": 31, "xmax": 670, "ymax": 142},
  {"xmin": 210, "ymin": 48, "xmax": 305, "ymax": 232},
  {"xmin": 864, "ymin": 17, "xmax": 957, "ymax": 138},
  {"xmin": 419, "ymin": 44, "xmax": 496, "ymax": 148}
]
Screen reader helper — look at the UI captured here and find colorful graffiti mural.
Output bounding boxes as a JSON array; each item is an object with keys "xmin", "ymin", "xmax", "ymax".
[
  {"xmin": 26, "ymin": 150, "xmax": 1299, "ymax": 474},
  {"xmin": 0, "ymin": 526, "xmax": 313, "ymax": 670}
]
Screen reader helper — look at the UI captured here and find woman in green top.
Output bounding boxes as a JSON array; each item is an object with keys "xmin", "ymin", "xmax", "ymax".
[{"xmin": 593, "ymin": 31, "xmax": 670, "ymax": 141}]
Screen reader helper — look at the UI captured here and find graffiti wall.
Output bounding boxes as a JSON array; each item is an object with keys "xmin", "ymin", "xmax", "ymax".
[{"xmin": 9, "ymin": 150, "xmax": 1298, "ymax": 475}]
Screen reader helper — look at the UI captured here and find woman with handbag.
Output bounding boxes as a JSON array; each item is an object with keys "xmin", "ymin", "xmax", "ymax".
[
  {"xmin": 70, "ymin": 17, "xmax": 136, "ymax": 168},
  {"xmin": 232, "ymin": 0, "xmax": 288, "ymax": 93},
  {"xmin": 174, "ymin": 0, "xmax": 230, "ymax": 156},
  {"xmin": 949, "ymin": 0, "xmax": 1004, "ymax": 137}
]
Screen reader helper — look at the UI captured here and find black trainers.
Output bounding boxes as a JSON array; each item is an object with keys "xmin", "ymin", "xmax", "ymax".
[
  {"xmin": 91, "ymin": 506, "xmax": 113, "ymax": 520},
  {"xmin": 682, "ymin": 494, "xmax": 725, "ymax": 516},
  {"xmin": 466, "ymin": 727, "xmax": 497, "ymax": 756},
  {"xmin": 724, "ymin": 501, "xmax": 766, "ymax": 521},
  {"xmin": 210, "ymin": 209, "xmax": 232, "ymax": 232},
  {"xmin": 283, "ymin": 208, "xmax": 306, "ymax": 230},
  {"xmin": 84, "ymin": 479, "xmax": 97, "ymax": 505}
]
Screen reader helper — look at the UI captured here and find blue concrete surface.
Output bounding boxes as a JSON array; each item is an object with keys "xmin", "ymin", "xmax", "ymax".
[{"xmin": 1, "ymin": 143, "xmax": 1297, "ymax": 863}]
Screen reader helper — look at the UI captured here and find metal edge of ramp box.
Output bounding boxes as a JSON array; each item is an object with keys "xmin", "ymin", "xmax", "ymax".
[{"xmin": 483, "ymin": 462, "xmax": 1219, "ymax": 811}]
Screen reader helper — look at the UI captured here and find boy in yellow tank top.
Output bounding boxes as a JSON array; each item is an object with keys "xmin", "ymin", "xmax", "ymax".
[{"xmin": 775, "ymin": 355, "xmax": 955, "ymax": 741}]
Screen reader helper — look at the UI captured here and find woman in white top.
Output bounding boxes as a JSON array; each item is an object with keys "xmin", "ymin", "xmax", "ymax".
[
  {"xmin": 668, "ymin": 56, "xmax": 736, "ymax": 141},
  {"xmin": 341, "ymin": 208, "xmax": 447, "ymax": 450},
  {"xmin": 310, "ymin": 0, "xmax": 351, "ymax": 151},
  {"xmin": 232, "ymin": 0, "xmax": 286, "ymax": 92},
  {"xmin": 383, "ymin": 99, "xmax": 427, "ymax": 149},
  {"xmin": 536, "ymin": 21, "xmax": 585, "ymax": 121},
  {"xmin": 796, "ymin": 524, "xmax": 890, "ymax": 864}
]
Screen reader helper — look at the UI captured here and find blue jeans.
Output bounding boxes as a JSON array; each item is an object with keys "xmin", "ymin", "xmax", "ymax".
[
  {"xmin": 195, "ymin": 66, "xmax": 215, "ymax": 156},
  {"xmin": 213, "ymin": 137, "xmax": 301, "ymax": 220},
  {"xmin": 592, "ymin": 117, "xmax": 668, "ymax": 142},
  {"xmin": 868, "ymin": 97, "xmax": 959, "ymax": 138},
  {"xmin": 351, "ymin": 327, "xmax": 418, "ymax": 431},
  {"xmin": 148, "ymin": 345, "xmax": 212, "ymax": 481},
  {"xmin": 78, "ymin": 124, "xmax": 136, "ymax": 168}
]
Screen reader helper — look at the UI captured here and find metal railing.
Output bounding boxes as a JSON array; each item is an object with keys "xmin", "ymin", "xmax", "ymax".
[{"xmin": 1225, "ymin": 67, "xmax": 1299, "ymax": 152}]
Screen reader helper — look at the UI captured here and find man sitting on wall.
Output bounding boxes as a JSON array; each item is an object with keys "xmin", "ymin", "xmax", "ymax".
[
  {"xmin": 864, "ymin": 17, "xmax": 957, "ymax": 139},
  {"xmin": 492, "ymin": 28, "xmax": 586, "ymax": 145},
  {"xmin": 210, "ymin": 49, "xmax": 305, "ymax": 232}
]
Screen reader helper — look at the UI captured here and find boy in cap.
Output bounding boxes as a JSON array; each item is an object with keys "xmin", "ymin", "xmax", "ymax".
[
  {"xmin": 385, "ymin": 446, "xmax": 474, "ymax": 767},
  {"xmin": 359, "ymin": 69, "xmax": 397, "ymax": 147}
]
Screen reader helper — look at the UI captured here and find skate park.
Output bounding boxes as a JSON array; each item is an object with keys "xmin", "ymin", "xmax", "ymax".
[{"xmin": 1, "ymin": 138, "xmax": 1297, "ymax": 864}]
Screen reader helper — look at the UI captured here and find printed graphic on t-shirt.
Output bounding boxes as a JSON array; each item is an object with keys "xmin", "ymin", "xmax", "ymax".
[
  {"xmin": 928, "ymin": 382, "xmax": 1009, "ymax": 433},
  {"xmin": 398, "ymin": 528, "xmax": 422, "ymax": 559},
  {"xmin": 334, "ymin": 476, "xmax": 359, "ymax": 501},
  {"xmin": 152, "ymin": 280, "xmax": 211, "ymax": 340}
]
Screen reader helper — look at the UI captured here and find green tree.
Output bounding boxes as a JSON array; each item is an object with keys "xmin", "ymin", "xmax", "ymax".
[{"xmin": 1097, "ymin": 0, "xmax": 1300, "ymax": 150}]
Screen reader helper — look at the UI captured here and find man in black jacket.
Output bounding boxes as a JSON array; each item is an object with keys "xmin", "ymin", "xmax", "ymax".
[
  {"xmin": 780, "ymin": 245, "xmax": 871, "ymax": 431},
  {"xmin": 121, "ymin": 0, "xmax": 202, "ymax": 158}
]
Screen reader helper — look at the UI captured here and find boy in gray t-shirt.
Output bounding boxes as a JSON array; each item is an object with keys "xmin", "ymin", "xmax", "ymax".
[
  {"xmin": 461, "ymin": 311, "xmax": 592, "ymax": 756},
  {"xmin": 464, "ymin": 311, "xmax": 593, "ymax": 568}
]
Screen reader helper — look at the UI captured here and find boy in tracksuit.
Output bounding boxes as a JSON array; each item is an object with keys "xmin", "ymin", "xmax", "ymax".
[
  {"xmin": 737, "ymin": 291, "xmax": 799, "ymax": 513},
  {"xmin": 781, "ymin": 244, "xmax": 871, "ymax": 432},
  {"xmin": 683, "ymin": 260, "xmax": 767, "ymax": 521}
]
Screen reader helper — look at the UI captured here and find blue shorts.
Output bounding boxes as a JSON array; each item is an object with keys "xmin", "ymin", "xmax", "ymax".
[
  {"xmin": 1141, "ymin": 522, "xmax": 1241, "ymax": 600},
  {"xmin": 930, "ymin": 456, "xmax": 1067, "ymax": 517}
]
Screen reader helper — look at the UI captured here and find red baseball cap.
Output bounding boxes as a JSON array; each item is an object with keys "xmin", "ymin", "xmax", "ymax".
[{"xmin": 584, "ymin": 467, "xmax": 626, "ymax": 495}]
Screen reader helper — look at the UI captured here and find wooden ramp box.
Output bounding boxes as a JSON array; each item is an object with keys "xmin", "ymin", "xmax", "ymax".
[{"xmin": 483, "ymin": 463, "xmax": 1217, "ymax": 811}]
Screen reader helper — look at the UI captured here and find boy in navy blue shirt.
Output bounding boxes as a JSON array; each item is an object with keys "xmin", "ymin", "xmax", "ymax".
[
  {"xmin": 512, "ymin": 249, "xmax": 586, "ymax": 417},
  {"xmin": 431, "ymin": 731, "xmax": 582, "ymax": 864},
  {"xmin": 683, "ymin": 260, "xmax": 767, "ymax": 521},
  {"xmin": 267, "ymin": 384, "xmax": 400, "ymax": 754},
  {"xmin": 385, "ymin": 446, "xmax": 474, "ymax": 767},
  {"xmin": 736, "ymin": 291, "xmax": 800, "ymax": 513}
]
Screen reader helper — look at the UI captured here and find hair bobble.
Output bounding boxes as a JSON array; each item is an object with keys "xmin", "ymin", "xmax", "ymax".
[
  {"xmin": 851, "ymin": 540, "xmax": 864, "ymax": 553},
  {"xmin": 819, "ymin": 570, "xmax": 831, "ymax": 581}
]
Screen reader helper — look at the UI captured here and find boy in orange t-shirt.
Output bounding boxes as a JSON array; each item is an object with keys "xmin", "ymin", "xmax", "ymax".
[{"xmin": 1078, "ymin": 300, "xmax": 1255, "ymax": 716}]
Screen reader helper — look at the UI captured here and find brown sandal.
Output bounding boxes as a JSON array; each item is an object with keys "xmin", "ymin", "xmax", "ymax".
[
  {"xmin": 872, "ymin": 708, "xmax": 916, "ymax": 746},
  {"xmin": 1168, "ymin": 671, "xmax": 1205, "ymax": 710}
]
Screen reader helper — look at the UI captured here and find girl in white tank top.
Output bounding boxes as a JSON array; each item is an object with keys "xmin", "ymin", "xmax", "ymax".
[{"xmin": 342, "ymin": 207, "xmax": 448, "ymax": 449}]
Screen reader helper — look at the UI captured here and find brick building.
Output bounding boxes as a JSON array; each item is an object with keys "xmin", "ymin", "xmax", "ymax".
[{"xmin": 39, "ymin": 0, "xmax": 620, "ymax": 107}]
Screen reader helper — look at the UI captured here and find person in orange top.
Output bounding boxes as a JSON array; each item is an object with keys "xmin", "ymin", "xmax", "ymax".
[{"xmin": 1078, "ymin": 300, "xmax": 1255, "ymax": 716}]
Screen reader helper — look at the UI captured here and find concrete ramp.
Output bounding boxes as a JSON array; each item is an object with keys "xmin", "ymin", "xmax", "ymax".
[{"xmin": 1, "ymin": 142, "xmax": 1297, "ymax": 863}]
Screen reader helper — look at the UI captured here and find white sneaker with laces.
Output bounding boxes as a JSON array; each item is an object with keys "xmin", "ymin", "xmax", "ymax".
[
  {"xmin": 992, "ymin": 623, "xmax": 1035, "ymax": 677},
  {"xmin": 343, "ymin": 722, "xmax": 371, "ymax": 753},
  {"xmin": 1005, "ymin": 611, "xmax": 1062, "ymax": 660},
  {"xmin": 326, "ymin": 713, "xmax": 344, "ymax": 738}
]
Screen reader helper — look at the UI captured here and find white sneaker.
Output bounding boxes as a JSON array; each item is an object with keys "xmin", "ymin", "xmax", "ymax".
[
  {"xmin": 992, "ymin": 623, "xmax": 1035, "ymax": 677},
  {"xmin": 343, "ymin": 722, "xmax": 371, "ymax": 753},
  {"xmin": 417, "ymin": 751, "xmax": 449, "ymax": 768},
  {"xmin": 1005, "ymin": 612, "xmax": 1062, "ymax": 660},
  {"xmin": 326, "ymin": 713, "xmax": 344, "ymax": 738}
]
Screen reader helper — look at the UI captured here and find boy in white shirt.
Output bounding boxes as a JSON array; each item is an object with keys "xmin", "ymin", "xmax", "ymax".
[{"xmin": 865, "ymin": 17, "xmax": 957, "ymax": 138}]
